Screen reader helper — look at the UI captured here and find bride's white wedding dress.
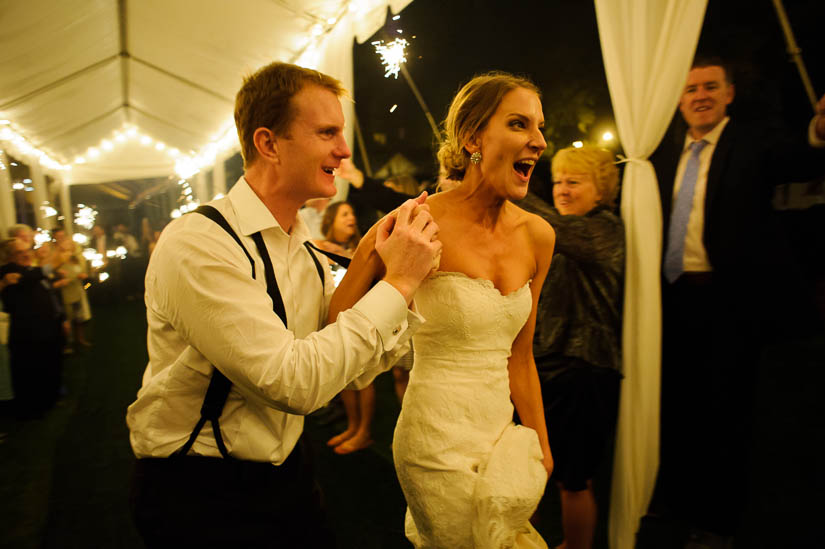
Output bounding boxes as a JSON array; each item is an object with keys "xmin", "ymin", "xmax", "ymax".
[{"xmin": 393, "ymin": 271, "xmax": 548, "ymax": 548}]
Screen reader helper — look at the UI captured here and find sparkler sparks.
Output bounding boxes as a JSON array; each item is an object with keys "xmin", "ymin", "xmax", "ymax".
[
  {"xmin": 373, "ymin": 38, "xmax": 409, "ymax": 79},
  {"xmin": 75, "ymin": 204, "xmax": 98, "ymax": 230}
]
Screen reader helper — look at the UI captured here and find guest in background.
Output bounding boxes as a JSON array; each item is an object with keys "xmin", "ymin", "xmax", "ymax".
[
  {"xmin": 56, "ymin": 239, "xmax": 91, "ymax": 349},
  {"xmin": 649, "ymin": 57, "xmax": 825, "ymax": 548},
  {"xmin": 518, "ymin": 145, "xmax": 624, "ymax": 549},
  {"xmin": 53, "ymin": 229, "xmax": 92, "ymax": 330},
  {"xmin": 114, "ymin": 223, "xmax": 143, "ymax": 300},
  {"xmin": 337, "ymin": 159, "xmax": 418, "ymax": 235},
  {"xmin": 91, "ymin": 224, "xmax": 108, "ymax": 257},
  {"xmin": 113, "ymin": 224, "xmax": 140, "ymax": 257},
  {"xmin": 7, "ymin": 224, "xmax": 34, "ymax": 249},
  {"xmin": 140, "ymin": 218, "xmax": 155, "ymax": 258},
  {"xmin": 317, "ymin": 201, "xmax": 376, "ymax": 455},
  {"xmin": 0, "ymin": 238, "xmax": 66, "ymax": 418},
  {"xmin": 314, "ymin": 201, "xmax": 360, "ymax": 257},
  {"xmin": 298, "ymin": 197, "xmax": 331, "ymax": 240}
]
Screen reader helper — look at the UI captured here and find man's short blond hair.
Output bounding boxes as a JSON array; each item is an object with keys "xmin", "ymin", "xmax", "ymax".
[{"xmin": 234, "ymin": 62, "xmax": 346, "ymax": 168}]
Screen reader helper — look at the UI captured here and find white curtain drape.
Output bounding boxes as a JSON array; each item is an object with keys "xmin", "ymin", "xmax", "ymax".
[{"xmin": 593, "ymin": 1, "xmax": 707, "ymax": 548}]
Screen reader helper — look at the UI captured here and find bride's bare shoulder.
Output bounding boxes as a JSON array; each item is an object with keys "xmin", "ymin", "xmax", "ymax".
[
  {"xmin": 510, "ymin": 202, "xmax": 555, "ymax": 249},
  {"xmin": 425, "ymin": 190, "xmax": 455, "ymax": 220}
]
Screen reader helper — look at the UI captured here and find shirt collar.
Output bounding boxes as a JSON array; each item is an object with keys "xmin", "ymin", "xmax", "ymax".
[
  {"xmin": 226, "ymin": 176, "xmax": 311, "ymax": 241},
  {"xmin": 682, "ymin": 116, "xmax": 730, "ymax": 152}
]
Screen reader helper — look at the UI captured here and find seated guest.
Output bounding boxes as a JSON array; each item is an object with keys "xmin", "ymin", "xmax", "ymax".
[{"xmin": 517, "ymin": 145, "xmax": 624, "ymax": 549}]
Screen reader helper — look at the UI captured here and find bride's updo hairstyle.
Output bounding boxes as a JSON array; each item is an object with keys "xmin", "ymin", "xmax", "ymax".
[{"xmin": 437, "ymin": 72, "xmax": 540, "ymax": 182}]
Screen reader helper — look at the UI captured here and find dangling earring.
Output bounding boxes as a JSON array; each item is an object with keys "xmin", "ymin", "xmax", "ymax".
[{"xmin": 470, "ymin": 151, "xmax": 482, "ymax": 165}]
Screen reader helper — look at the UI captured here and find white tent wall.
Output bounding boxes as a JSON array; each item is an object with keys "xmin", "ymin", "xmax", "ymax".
[
  {"xmin": 0, "ymin": 152, "xmax": 15, "ymax": 232},
  {"xmin": 0, "ymin": 0, "xmax": 413, "ymax": 228},
  {"xmin": 594, "ymin": 1, "xmax": 708, "ymax": 548}
]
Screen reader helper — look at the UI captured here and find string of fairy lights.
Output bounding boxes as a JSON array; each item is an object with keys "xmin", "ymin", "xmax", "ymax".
[{"xmin": 0, "ymin": 1, "xmax": 406, "ymax": 288}]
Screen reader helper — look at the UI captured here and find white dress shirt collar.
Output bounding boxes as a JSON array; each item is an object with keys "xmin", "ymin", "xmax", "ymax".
[
  {"xmin": 227, "ymin": 177, "xmax": 311, "ymax": 243},
  {"xmin": 682, "ymin": 116, "xmax": 730, "ymax": 152}
]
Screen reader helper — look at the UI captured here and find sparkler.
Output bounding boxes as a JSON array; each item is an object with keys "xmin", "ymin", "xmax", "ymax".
[
  {"xmin": 75, "ymin": 204, "xmax": 98, "ymax": 230},
  {"xmin": 373, "ymin": 38, "xmax": 409, "ymax": 79},
  {"xmin": 33, "ymin": 229, "xmax": 51, "ymax": 248},
  {"xmin": 372, "ymin": 34, "xmax": 441, "ymax": 146}
]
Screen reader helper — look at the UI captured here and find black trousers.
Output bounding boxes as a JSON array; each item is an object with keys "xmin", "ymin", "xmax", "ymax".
[
  {"xmin": 129, "ymin": 441, "xmax": 336, "ymax": 548},
  {"xmin": 657, "ymin": 273, "xmax": 757, "ymax": 536}
]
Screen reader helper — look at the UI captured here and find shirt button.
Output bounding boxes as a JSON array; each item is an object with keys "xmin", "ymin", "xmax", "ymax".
[{"xmin": 392, "ymin": 326, "xmax": 400, "ymax": 335}]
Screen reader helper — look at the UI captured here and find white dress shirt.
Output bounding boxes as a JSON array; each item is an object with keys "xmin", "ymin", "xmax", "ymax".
[
  {"xmin": 127, "ymin": 177, "xmax": 422, "ymax": 464},
  {"xmin": 672, "ymin": 116, "xmax": 730, "ymax": 272}
]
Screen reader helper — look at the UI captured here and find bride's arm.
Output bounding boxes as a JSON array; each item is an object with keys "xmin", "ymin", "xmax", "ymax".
[
  {"xmin": 327, "ymin": 221, "xmax": 386, "ymax": 324},
  {"xmin": 328, "ymin": 195, "xmax": 435, "ymax": 322},
  {"xmin": 508, "ymin": 216, "xmax": 556, "ymax": 476}
]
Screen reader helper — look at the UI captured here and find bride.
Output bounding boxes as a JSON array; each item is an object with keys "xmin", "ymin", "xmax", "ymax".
[{"xmin": 331, "ymin": 72, "xmax": 554, "ymax": 548}]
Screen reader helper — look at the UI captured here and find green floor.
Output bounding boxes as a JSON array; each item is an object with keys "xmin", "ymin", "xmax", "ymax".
[{"xmin": 1, "ymin": 300, "xmax": 822, "ymax": 548}]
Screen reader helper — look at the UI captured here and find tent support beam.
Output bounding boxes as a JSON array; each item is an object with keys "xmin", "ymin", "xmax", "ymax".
[
  {"xmin": 0, "ymin": 55, "xmax": 119, "ymax": 111},
  {"xmin": 118, "ymin": 0, "xmax": 131, "ymax": 122},
  {"xmin": 130, "ymin": 56, "xmax": 234, "ymax": 104},
  {"xmin": 129, "ymin": 105, "xmax": 203, "ymax": 138},
  {"xmin": 36, "ymin": 106, "xmax": 123, "ymax": 149}
]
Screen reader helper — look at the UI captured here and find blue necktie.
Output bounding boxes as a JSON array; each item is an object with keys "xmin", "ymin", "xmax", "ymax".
[{"xmin": 664, "ymin": 140, "xmax": 707, "ymax": 283}]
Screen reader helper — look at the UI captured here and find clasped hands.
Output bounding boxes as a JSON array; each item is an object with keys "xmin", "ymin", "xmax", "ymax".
[{"xmin": 361, "ymin": 193, "xmax": 442, "ymax": 303}]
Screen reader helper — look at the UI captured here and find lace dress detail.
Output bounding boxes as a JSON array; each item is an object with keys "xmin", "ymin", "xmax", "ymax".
[{"xmin": 393, "ymin": 272, "xmax": 548, "ymax": 548}]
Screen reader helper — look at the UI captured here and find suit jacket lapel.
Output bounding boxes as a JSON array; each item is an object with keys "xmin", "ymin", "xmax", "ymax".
[
  {"xmin": 658, "ymin": 130, "xmax": 683, "ymax": 227},
  {"xmin": 703, "ymin": 120, "xmax": 734, "ymax": 242}
]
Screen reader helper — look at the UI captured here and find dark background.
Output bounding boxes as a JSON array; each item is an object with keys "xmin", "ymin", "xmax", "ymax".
[{"xmin": 352, "ymin": 0, "xmax": 825, "ymax": 182}]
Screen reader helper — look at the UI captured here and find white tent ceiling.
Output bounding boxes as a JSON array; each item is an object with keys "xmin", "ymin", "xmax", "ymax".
[{"xmin": 0, "ymin": 0, "xmax": 412, "ymax": 184}]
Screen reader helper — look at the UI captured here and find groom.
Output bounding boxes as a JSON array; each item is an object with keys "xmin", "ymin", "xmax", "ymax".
[{"xmin": 126, "ymin": 62, "xmax": 441, "ymax": 547}]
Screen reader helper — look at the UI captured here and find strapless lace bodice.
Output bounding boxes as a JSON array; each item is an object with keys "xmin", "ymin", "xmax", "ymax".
[
  {"xmin": 413, "ymin": 271, "xmax": 532, "ymax": 360},
  {"xmin": 393, "ymin": 272, "xmax": 548, "ymax": 549}
]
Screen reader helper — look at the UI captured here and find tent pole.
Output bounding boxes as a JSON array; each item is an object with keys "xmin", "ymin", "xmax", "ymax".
[
  {"xmin": 770, "ymin": 0, "xmax": 818, "ymax": 112},
  {"xmin": 400, "ymin": 65, "xmax": 442, "ymax": 146},
  {"xmin": 352, "ymin": 112, "xmax": 374, "ymax": 178}
]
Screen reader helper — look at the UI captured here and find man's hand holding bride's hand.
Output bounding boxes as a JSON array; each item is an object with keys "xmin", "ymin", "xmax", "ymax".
[{"xmin": 375, "ymin": 192, "xmax": 441, "ymax": 303}]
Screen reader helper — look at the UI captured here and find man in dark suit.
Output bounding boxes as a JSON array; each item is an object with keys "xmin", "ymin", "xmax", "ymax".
[{"xmin": 650, "ymin": 57, "xmax": 825, "ymax": 549}]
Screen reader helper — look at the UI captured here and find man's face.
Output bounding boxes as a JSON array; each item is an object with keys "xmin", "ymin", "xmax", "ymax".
[
  {"xmin": 679, "ymin": 66, "xmax": 734, "ymax": 139},
  {"xmin": 275, "ymin": 85, "xmax": 351, "ymax": 201}
]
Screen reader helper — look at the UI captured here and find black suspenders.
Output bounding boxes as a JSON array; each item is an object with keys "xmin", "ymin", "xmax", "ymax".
[{"xmin": 174, "ymin": 205, "xmax": 350, "ymax": 458}]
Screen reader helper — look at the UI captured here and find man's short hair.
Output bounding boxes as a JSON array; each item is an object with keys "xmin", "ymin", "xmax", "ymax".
[
  {"xmin": 234, "ymin": 62, "xmax": 346, "ymax": 169},
  {"xmin": 691, "ymin": 55, "xmax": 734, "ymax": 85}
]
